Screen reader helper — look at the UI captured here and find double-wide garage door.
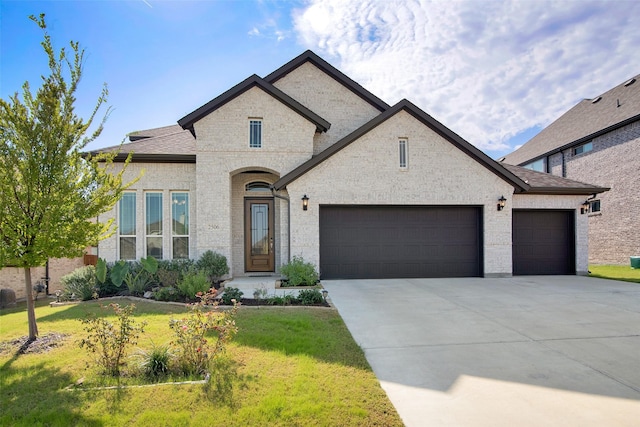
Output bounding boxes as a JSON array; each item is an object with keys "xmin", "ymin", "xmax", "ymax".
[
  {"xmin": 319, "ymin": 206, "xmax": 482, "ymax": 279},
  {"xmin": 512, "ymin": 210, "xmax": 575, "ymax": 275}
]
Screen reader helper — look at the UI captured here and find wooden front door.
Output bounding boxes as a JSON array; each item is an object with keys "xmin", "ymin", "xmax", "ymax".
[{"xmin": 245, "ymin": 198, "xmax": 275, "ymax": 272}]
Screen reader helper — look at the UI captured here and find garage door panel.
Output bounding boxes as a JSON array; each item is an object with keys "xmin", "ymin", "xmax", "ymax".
[
  {"xmin": 320, "ymin": 206, "xmax": 482, "ymax": 279},
  {"xmin": 513, "ymin": 210, "xmax": 574, "ymax": 275}
]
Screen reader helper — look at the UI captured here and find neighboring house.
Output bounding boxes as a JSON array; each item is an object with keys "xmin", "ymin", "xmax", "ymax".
[
  {"xmin": 502, "ymin": 74, "xmax": 640, "ymax": 265},
  {"xmin": 94, "ymin": 50, "xmax": 607, "ymax": 279}
]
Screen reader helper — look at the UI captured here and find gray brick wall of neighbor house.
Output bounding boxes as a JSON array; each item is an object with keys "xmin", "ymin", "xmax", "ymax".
[{"xmin": 549, "ymin": 121, "xmax": 640, "ymax": 264}]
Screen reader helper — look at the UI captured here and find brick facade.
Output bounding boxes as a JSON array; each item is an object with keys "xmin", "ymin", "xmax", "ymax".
[
  {"xmin": 0, "ymin": 256, "xmax": 84, "ymax": 300},
  {"xmin": 548, "ymin": 121, "xmax": 640, "ymax": 264}
]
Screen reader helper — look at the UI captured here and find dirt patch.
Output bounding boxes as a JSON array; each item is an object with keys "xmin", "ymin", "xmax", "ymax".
[{"xmin": 0, "ymin": 332, "xmax": 69, "ymax": 355}]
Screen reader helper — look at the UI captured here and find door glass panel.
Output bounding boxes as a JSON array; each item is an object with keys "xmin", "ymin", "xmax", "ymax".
[{"xmin": 251, "ymin": 203, "xmax": 269, "ymax": 255}]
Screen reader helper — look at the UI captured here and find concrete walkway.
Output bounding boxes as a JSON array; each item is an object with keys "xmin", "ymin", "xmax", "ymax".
[{"xmin": 322, "ymin": 276, "xmax": 640, "ymax": 426}]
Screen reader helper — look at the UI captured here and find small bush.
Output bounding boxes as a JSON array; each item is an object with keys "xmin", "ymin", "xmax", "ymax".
[
  {"xmin": 60, "ymin": 266, "xmax": 98, "ymax": 301},
  {"xmin": 220, "ymin": 287, "xmax": 243, "ymax": 305},
  {"xmin": 177, "ymin": 269, "xmax": 211, "ymax": 301},
  {"xmin": 135, "ymin": 342, "xmax": 173, "ymax": 380},
  {"xmin": 153, "ymin": 286, "xmax": 182, "ymax": 302},
  {"xmin": 266, "ymin": 293, "xmax": 297, "ymax": 306},
  {"xmin": 169, "ymin": 289, "xmax": 239, "ymax": 376},
  {"xmin": 297, "ymin": 289, "xmax": 324, "ymax": 305},
  {"xmin": 157, "ymin": 259, "xmax": 195, "ymax": 286},
  {"xmin": 196, "ymin": 250, "xmax": 229, "ymax": 284},
  {"xmin": 280, "ymin": 256, "xmax": 319, "ymax": 286},
  {"xmin": 79, "ymin": 303, "xmax": 146, "ymax": 377}
]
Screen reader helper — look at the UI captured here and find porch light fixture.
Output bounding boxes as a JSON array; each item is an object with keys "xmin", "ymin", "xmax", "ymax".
[
  {"xmin": 497, "ymin": 195, "xmax": 507, "ymax": 211},
  {"xmin": 302, "ymin": 194, "xmax": 309, "ymax": 211},
  {"xmin": 581, "ymin": 200, "xmax": 590, "ymax": 214}
]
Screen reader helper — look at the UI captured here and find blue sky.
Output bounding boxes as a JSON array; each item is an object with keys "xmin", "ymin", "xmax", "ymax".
[{"xmin": 2, "ymin": 0, "xmax": 639, "ymax": 158}]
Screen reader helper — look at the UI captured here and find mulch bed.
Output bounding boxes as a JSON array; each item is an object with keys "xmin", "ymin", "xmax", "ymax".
[
  {"xmin": 234, "ymin": 298, "xmax": 330, "ymax": 307},
  {"xmin": 0, "ymin": 332, "xmax": 69, "ymax": 355}
]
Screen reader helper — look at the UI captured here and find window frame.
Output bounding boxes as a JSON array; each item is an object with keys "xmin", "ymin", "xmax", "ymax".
[
  {"xmin": 145, "ymin": 192, "xmax": 164, "ymax": 260},
  {"xmin": 398, "ymin": 138, "xmax": 408, "ymax": 169},
  {"xmin": 573, "ymin": 141, "xmax": 593, "ymax": 156},
  {"xmin": 118, "ymin": 191, "xmax": 137, "ymax": 260},
  {"xmin": 249, "ymin": 119, "xmax": 262, "ymax": 148},
  {"xmin": 589, "ymin": 199, "xmax": 601, "ymax": 213},
  {"xmin": 171, "ymin": 192, "xmax": 189, "ymax": 259}
]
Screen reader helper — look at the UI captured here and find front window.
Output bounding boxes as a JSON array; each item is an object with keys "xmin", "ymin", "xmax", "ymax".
[
  {"xmin": 171, "ymin": 192, "xmax": 189, "ymax": 259},
  {"xmin": 145, "ymin": 192, "xmax": 163, "ymax": 259},
  {"xmin": 399, "ymin": 138, "xmax": 408, "ymax": 169},
  {"xmin": 523, "ymin": 158, "xmax": 546, "ymax": 172},
  {"xmin": 589, "ymin": 199, "xmax": 601, "ymax": 213},
  {"xmin": 119, "ymin": 192, "xmax": 136, "ymax": 260},
  {"xmin": 249, "ymin": 119, "xmax": 262, "ymax": 148}
]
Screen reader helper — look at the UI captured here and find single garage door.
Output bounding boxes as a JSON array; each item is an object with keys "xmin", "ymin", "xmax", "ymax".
[
  {"xmin": 512, "ymin": 210, "xmax": 575, "ymax": 275},
  {"xmin": 319, "ymin": 206, "xmax": 482, "ymax": 279}
]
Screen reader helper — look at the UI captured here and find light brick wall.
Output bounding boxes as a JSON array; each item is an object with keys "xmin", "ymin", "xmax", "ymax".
[
  {"xmin": 272, "ymin": 61, "xmax": 382, "ymax": 154},
  {"xmin": 0, "ymin": 256, "xmax": 84, "ymax": 300},
  {"xmin": 193, "ymin": 86, "xmax": 316, "ymax": 275},
  {"xmin": 512, "ymin": 194, "xmax": 589, "ymax": 275},
  {"xmin": 99, "ymin": 162, "xmax": 197, "ymax": 263},
  {"xmin": 546, "ymin": 121, "xmax": 639, "ymax": 264},
  {"xmin": 285, "ymin": 110, "xmax": 515, "ymax": 277}
]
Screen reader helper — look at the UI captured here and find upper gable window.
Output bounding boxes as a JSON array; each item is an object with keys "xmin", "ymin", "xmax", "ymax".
[
  {"xmin": 249, "ymin": 119, "xmax": 262, "ymax": 148},
  {"xmin": 573, "ymin": 141, "xmax": 592, "ymax": 155},
  {"xmin": 398, "ymin": 138, "xmax": 408, "ymax": 169},
  {"xmin": 246, "ymin": 181, "xmax": 271, "ymax": 192}
]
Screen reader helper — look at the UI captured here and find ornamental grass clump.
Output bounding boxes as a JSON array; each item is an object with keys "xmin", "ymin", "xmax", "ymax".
[
  {"xmin": 169, "ymin": 289, "xmax": 239, "ymax": 376},
  {"xmin": 79, "ymin": 303, "xmax": 146, "ymax": 377}
]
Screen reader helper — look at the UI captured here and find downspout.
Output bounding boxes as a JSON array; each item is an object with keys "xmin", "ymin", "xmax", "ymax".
[{"xmin": 270, "ymin": 186, "xmax": 291, "ymax": 265}]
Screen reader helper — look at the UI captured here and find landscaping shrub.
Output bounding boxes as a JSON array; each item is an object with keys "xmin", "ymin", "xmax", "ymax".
[
  {"xmin": 177, "ymin": 269, "xmax": 211, "ymax": 301},
  {"xmin": 79, "ymin": 303, "xmax": 146, "ymax": 377},
  {"xmin": 297, "ymin": 289, "xmax": 324, "ymax": 305},
  {"xmin": 169, "ymin": 289, "xmax": 239, "ymax": 376},
  {"xmin": 280, "ymin": 255, "xmax": 319, "ymax": 286},
  {"xmin": 135, "ymin": 342, "xmax": 173, "ymax": 380},
  {"xmin": 196, "ymin": 250, "xmax": 229, "ymax": 285},
  {"xmin": 60, "ymin": 266, "xmax": 97, "ymax": 301},
  {"xmin": 157, "ymin": 259, "xmax": 195, "ymax": 287},
  {"xmin": 220, "ymin": 287, "xmax": 243, "ymax": 305},
  {"xmin": 153, "ymin": 286, "xmax": 182, "ymax": 302}
]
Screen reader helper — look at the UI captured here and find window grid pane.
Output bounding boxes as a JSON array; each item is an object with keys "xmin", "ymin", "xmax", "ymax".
[
  {"xmin": 145, "ymin": 192, "xmax": 163, "ymax": 259},
  {"xmin": 249, "ymin": 120, "xmax": 262, "ymax": 148},
  {"xmin": 171, "ymin": 192, "xmax": 189, "ymax": 259},
  {"xmin": 119, "ymin": 192, "xmax": 136, "ymax": 260},
  {"xmin": 399, "ymin": 139, "xmax": 407, "ymax": 168}
]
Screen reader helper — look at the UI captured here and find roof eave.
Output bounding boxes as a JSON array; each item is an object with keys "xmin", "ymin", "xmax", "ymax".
[
  {"xmin": 515, "ymin": 113, "xmax": 640, "ymax": 166},
  {"xmin": 101, "ymin": 153, "xmax": 196, "ymax": 163},
  {"xmin": 521, "ymin": 186, "xmax": 609, "ymax": 195}
]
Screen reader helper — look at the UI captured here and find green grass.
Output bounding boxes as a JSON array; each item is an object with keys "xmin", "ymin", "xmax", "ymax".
[
  {"xmin": 0, "ymin": 299, "xmax": 402, "ymax": 426},
  {"xmin": 589, "ymin": 264, "xmax": 640, "ymax": 284}
]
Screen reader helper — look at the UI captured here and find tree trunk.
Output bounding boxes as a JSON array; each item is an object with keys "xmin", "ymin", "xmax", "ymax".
[{"xmin": 24, "ymin": 267, "xmax": 38, "ymax": 340}]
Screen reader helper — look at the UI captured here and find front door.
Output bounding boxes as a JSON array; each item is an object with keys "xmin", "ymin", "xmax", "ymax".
[{"xmin": 245, "ymin": 198, "xmax": 275, "ymax": 272}]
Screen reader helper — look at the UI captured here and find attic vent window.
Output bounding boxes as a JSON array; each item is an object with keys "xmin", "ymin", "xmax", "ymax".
[
  {"xmin": 591, "ymin": 96, "xmax": 602, "ymax": 104},
  {"xmin": 624, "ymin": 78, "xmax": 636, "ymax": 87}
]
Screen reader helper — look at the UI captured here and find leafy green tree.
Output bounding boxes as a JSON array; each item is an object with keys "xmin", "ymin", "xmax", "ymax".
[{"xmin": 0, "ymin": 14, "xmax": 132, "ymax": 340}]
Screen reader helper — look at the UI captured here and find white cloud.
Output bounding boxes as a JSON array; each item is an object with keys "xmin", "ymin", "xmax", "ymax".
[{"xmin": 292, "ymin": 0, "xmax": 640, "ymax": 153}]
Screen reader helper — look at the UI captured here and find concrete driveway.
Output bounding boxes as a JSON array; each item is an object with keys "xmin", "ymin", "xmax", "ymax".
[{"xmin": 322, "ymin": 276, "xmax": 640, "ymax": 426}]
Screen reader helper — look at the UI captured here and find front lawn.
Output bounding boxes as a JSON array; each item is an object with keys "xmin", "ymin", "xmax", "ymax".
[
  {"xmin": 0, "ymin": 300, "xmax": 402, "ymax": 426},
  {"xmin": 589, "ymin": 264, "xmax": 640, "ymax": 284}
]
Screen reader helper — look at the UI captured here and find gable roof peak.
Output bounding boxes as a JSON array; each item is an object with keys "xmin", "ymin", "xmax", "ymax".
[
  {"xmin": 264, "ymin": 50, "xmax": 390, "ymax": 112},
  {"xmin": 178, "ymin": 73, "xmax": 330, "ymax": 135}
]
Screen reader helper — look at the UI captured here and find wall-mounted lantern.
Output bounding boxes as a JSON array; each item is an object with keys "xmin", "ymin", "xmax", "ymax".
[
  {"xmin": 497, "ymin": 195, "xmax": 507, "ymax": 211},
  {"xmin": 302, "ymin": 194, "xmax": 309, "ymax": 211},
  {"xmin": 581, "ymin": 200, "xmax": 590, "ymax": 214}
]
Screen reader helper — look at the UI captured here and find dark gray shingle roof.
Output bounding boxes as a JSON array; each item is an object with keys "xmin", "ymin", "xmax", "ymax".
[
  {"xmin": 503, "ymin": 74, "xmax": 640, "ymax": 165},
  {"xmin": 93, "ymin": 127, "xmax": 195, "ymax": 163},
  {"xmin": 502, "ymin": 164, "xmax": 608, "ymax": 195}
]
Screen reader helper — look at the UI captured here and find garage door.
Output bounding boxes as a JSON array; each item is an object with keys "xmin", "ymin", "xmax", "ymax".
[
  {"xmin": 512, "ymin": 210, "xmax": 575, "ymax": 275},
  {"xmin": 319, "ymin": 206, "xmax": 482, "ymax": 279}
]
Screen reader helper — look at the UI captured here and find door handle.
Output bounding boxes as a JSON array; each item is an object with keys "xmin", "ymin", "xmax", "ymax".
[{"xmin": 269, "ymin": 237, "xmax": 274, "ymax": 252}]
